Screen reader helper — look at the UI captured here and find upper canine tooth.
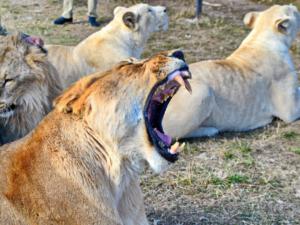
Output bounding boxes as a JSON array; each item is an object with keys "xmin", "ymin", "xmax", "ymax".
[
  {"xmin": 173, "ymin": 75, "xmax": 185, "ymax": 87},
  {"xmin": 181, "ymin": 71, "xmax": 191, "ymax": 78},
  {"xmin": 184, "ymin": 80, "xmax": 192, "ymax": 94}
]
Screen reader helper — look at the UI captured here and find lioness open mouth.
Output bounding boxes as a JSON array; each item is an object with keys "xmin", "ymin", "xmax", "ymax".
[{"xmin": 144, "ymin": 66, "xmax": 192, "ymax": 163}]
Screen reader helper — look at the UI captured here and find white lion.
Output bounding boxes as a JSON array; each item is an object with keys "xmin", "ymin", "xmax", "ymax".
[
  {"xmin": 46, "ymin": 3, "xmax": 168, "ymax": 88},
  {"xmin": 164, "ymin": 5, "xmax": 300, "ymax": 139}
]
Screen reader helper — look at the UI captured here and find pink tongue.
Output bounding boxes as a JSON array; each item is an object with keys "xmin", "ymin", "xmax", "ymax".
[{"xmin": 154, "ymin": 128, "xmax": 172, "ymax": 146}]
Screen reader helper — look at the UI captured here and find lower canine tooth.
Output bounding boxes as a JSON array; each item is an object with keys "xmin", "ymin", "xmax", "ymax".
[{"xmin": 170, "ymin": 142, "xmax": 180, "ymax": 154}]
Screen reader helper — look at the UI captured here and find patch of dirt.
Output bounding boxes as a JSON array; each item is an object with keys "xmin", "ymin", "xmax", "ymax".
[{"xmin": 1, "ymin": 0, "xmax": 300, "ymax": 224}]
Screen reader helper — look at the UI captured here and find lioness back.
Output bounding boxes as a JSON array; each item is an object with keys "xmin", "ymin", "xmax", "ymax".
[{"xmin": 46, "ymin": 44, "xmax": 94, "ymax": 87}]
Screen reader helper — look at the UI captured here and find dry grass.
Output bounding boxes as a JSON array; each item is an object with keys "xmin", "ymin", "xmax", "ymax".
[
  {"xmin": 252, "ymin": 0, "xmax": 300, "ymax": 8},
  {"xmin": 1, "ymin": 0, "xmax": 300, "ymax": 224}
]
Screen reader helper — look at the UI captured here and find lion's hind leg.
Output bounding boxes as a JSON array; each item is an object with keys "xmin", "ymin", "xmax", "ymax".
[{"xmin": 272, "ymin": 80, "xmax": 300, "ymax": 123}]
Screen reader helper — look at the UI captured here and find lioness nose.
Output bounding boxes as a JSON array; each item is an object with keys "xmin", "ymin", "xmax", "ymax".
[{"xmin": 171, "ymin": 50, "xmax": 185, "ymax": 61}]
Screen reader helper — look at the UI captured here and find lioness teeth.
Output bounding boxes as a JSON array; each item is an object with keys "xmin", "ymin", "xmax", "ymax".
[
  {"xmin": 181, "ymin": 71, "xmax": 190, "ymax": 77},
  {"xmin": 173, "ymin": 75, "xmax": 192, "ymax": 94},
  {"xmin": 173, "ymin": 75, "xmax": 185, "ymax": 87},
  {"xmin": 184, "ymin": 80, "xmax": 192, "ymax": 94},
  {"xmin": 170, "ymin": 142, "xmax": 179, "ymax": 154},
  {"xmin": 169, "ymin": 142, "xmax": 185, "ymax": 154}
]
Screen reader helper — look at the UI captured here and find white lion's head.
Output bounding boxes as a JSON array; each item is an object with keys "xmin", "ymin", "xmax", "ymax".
[
  {"xmin": 112, "ymin": 3, "xmax": 168, "ymax": 48},
  {"xmin": 243, "ymin": 5, "xmax": 300, "ymax": 47}
]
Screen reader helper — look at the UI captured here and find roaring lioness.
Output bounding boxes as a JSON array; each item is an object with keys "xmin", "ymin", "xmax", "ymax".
[
  {"xmin": 0, "ymin": 33, "xmax": 62, "ymax": 145},
  {"xmin": 46, "ymin": 3, "xmax": 168, "ymax": 89},
  {"xmin": 164, "ymin": 5, "xmax": 300, "ymax": 139},
  {"xmin": 0, "ymin": 50, "xmax": 191, "ymax": 225}
]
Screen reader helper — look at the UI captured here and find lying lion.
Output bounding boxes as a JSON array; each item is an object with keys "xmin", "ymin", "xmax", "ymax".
[
  {"xmin": 0, "ymin": 33, "xmax": 62, "ymax": 145},
  {"xmin": 46, "ymin": 3, "xmax": 168, "ymax": 89},
  {"xmin": 0, "ymin": 50, "xmax": 191, "ymax": 224},
  {"xmin": 164, "ymin": 5, "xmax": 300, "ymax": 138}
]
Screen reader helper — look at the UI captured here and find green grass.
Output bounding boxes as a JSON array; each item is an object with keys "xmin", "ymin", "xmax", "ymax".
[
  {"xmin": 227, "ymin": 174, "xmax": 250, "ymax": 184},
  {"xmin": 178, "ymin": 177, "xmax": 193, "ymax": 186},
  {"xmin": 223, "ymin": 150, "xmax": 236, "ymax": 160},
  {"xmin": 231, "ymin": 142, "xmax": 252, "ymax": 153},
  {"xmin": 282, "ymin": 131, "xmax": 299, "ymax": 140},
  {"xmin": 208, "ymin": 174, "xmax": 250, "ymax": 188},
  {"xmin": 210, "ymin": 176, "xmax": 224, "ymax": 185},
  {"xmin": 241, "ymin": 156, "xmax": 255, "ymax": 167},
  {"xmin": 290, "ymin": 147, "xmax": 300, "ymax": 155},
  {"xmin": 183, "ymin": 143, "xmax": 204, "ymax": 155}
]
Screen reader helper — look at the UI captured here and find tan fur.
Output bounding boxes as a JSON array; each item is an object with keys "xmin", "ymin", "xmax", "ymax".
[
  {"xmin": 0, "ymin": 33, "xmax": 62, "ymax": 145},
  {"xmin": 46, "ymin": 3, "xmax": 168, "ymax": 89},
  {"xmin": 164, "ymin": 5, "xmax": 300, "ymax": 138},
  {"xmin": 0, "ymin": 51, "xmax": 185, "ymax": 225}
]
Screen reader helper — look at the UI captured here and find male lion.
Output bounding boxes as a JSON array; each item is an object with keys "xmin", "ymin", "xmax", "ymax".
[
  {"xmin": 46, "ymin": 3, "xmax": 168, "ymax": 89},
  {"xmin": 0, "ymin": 33, "xmax": 62, "ymax": 145},
  {"xmin": 0, "ymin": 50, "xmax": 191, "ymax": 224},
  {"xmin": 163, "ymin": 5, "xmax": 300, "ymax": 138}
]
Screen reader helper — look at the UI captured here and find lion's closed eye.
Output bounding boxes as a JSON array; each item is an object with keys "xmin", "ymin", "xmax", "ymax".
[
  {"xmin": 0, "ymin": 32, "xmax": 62, "ymax": 145},
  {"xmin": 3, "ymin": 79, "xmax": 15, "ymax": 88}
]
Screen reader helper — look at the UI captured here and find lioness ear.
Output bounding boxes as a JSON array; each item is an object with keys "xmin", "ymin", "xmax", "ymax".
[
  {"xmin": 114, "ymin": 6, "xmax": 126, "ymax": 16},
  {"xmin": 123, "ymin": 12, "xmax": 138, "ymax": 30},
  {"xmin": 275, "ymin": 18, "xmax": 290, "ymax": 33},
  {"xmin": 243, "ymin": 12, "xmax": 260, "ymax": 29}
]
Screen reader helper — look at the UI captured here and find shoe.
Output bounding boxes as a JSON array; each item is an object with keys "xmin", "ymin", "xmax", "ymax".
[
  {"xmin": 53, "ymin": 17, "xmax": 73, "ymax": 25},
  {"xmin": 88, "ymin": 16, "xmax": 100, "ymax": 27}
]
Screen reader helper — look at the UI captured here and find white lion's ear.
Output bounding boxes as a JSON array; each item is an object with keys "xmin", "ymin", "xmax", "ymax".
[
  {"xmin": 113, "ymin": 6, "xmax": 126, "ymax": 16},
  {"xmin": 275, "ymin": 17, "xmax": 291, "ymax": 33},
  {"xmin": 243, "ymin": 11, "xmax": 260, "ymax": 29},
  {"xmin": 122, "ymin": 12, "xmax": 139, "ymax": 30}
]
